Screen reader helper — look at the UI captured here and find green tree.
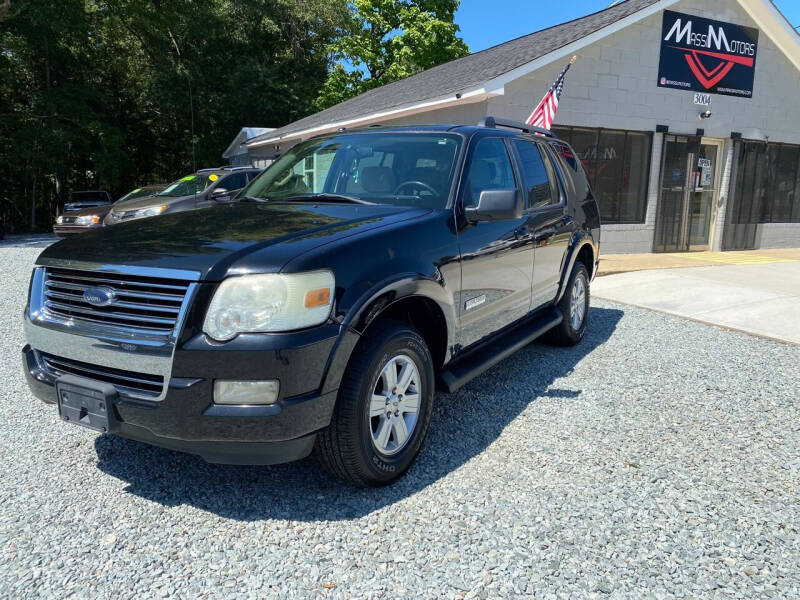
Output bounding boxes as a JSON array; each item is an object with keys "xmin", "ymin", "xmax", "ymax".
[
  {"xmin": 315, "ymin": 0, "xmax": 469, "ymax": 110},
  {"xmin": 0, "ymin": 0, "xmax": 345, "ymax": 231}
]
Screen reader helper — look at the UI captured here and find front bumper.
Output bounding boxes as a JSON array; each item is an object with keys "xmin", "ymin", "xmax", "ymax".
[
  {"xmin": 22, "ymin": 323, "xmax": 343, "ymax": 465},
  {"xmin": 53, "ymin": 224, "xmax": 103, "ymax": 237}
]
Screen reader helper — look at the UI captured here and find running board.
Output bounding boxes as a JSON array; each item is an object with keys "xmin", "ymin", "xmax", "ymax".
[{"xmin": 437, "ymin": 308, "xmax": 562, "ymax": 393}]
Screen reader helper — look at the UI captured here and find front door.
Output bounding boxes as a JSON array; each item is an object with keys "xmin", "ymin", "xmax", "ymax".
[
  {"xmin": 654, "ymin": 135, "xmax": 722, "ymax": 252},
  {"xmin": 456, "ymin": 137, "xmax": 534, "ymax": 350}
]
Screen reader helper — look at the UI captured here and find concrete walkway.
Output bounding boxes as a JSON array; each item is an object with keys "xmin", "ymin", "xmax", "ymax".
[
  {"xmin": 592, "ymin": 261, "xmax": 800, "ymax": 344},
  {"xmin": 598, "ymin": 248, "xmax": 800, "ymax": 276}
]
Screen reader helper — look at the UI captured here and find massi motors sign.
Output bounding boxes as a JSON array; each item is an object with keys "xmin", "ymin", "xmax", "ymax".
[{"xmin": 657, "ymin": 10, "xmax": 759, "ymax": 98}]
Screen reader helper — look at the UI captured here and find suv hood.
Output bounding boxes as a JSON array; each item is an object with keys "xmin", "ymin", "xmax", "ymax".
[{"xmin": 38, "ymin": 202, "xmax": 430, "ymax": 280}]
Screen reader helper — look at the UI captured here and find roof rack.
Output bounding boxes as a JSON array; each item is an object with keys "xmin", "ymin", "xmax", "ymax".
[
  {"xmin": 196, "ymin": 165, "xmax": 256, "ymax": 173},
  {"xmin": 478, "ymin": 116, "xmax": 554, "ymax": 138}
]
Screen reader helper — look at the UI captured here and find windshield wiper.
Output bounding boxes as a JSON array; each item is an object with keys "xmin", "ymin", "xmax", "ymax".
[
  {"xmin": 239, "ymin": 195, "xmax": 268, "ymax": 203},
  {"xmin": 284, "ymin": 193, "xmax": 375, "ymax": 205}
]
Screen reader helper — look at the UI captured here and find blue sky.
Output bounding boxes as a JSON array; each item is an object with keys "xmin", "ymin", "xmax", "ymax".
[{"xmin": 455, "ymin": 1, "xmax": 800, "ymax": 52}]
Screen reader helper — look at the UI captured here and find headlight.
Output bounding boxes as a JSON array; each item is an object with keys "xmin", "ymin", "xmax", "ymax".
[
  {"xmin": 133, "ymin": 205, "xmax": 168, "ymax": 219},
  {"xmin": 74, "ymin": 215, "xmax": 101, "ymax": 225},
  {"xmin": 203, "ymin": 271, "xmax": 334, "ymax": 341},
  {"xmin": 56, "ymin": 216, "xmax": 64, "ymax": 224}
]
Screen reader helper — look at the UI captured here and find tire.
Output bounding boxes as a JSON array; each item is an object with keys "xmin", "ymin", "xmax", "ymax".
[
  {"xmin": 315, "ymin": 320, "xmax": 435, "ymax": 487},
  {"xmin": 545, "ymin": 262, "xmax": 590, "ymax": 346}
]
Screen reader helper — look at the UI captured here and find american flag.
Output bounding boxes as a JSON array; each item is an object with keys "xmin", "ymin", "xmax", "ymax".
[{"xmin": 526, "ymin": 56, "xmax": 577, "ymax": 130}]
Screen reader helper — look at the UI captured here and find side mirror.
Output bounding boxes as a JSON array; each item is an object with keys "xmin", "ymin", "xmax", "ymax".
[
  {"xmin": 465, "ymin": 189, "xmax": 523, "ymax": 222},
  {"xmin": 211, "ymin": 189, "xmax": 232, "ymax": 203}
]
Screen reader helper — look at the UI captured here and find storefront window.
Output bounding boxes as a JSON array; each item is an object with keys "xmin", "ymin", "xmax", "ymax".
[
  {"xmin": 766, "ymin": 144, "xmax": 800, "ymax": 223},
  {"xmin": 551, "ymin": 126, "xmax": 652, "ymax": 224},
  {"xmin": 736, "ymin": 141, "xmax": 800, "ymax": 224}
]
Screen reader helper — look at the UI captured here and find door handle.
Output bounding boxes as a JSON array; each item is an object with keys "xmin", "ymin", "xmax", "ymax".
[
  {"xmin": 534, "ymin": 227, "xmax": 556, "ymax": 242},
  {"xmin": 514, "ymin": 225, "xmax": 532, "ymax": 239}
]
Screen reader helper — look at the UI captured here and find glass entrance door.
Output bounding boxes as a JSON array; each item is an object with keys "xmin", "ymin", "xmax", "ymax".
[{"xmin": 654, "ymin": 135, "xmax": 722, "ymax": 252}]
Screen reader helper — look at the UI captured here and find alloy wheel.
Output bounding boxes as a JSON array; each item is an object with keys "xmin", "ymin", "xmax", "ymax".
[
  {"xmin": 369, "ymin": 354, "xmax": 421, "ymax": 456},
  {"xmin": 570, "ymin": 276, "xmax": 586, "ymax": 331}
]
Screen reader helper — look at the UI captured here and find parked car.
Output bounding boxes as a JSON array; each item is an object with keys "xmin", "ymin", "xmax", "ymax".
[
  {"xmin": 104, "ymin": 167, "xmax": 261, "ymax": 225},
  {"xmin": 62, "ymin": 191, "xmax": 113, "ymax": 213},
  {"xmin": 54, "ymin": 185, "xmax": 166, "ymax": 238},
  {"xmin": 23, "ymin": 118, "xmax": 600, "ymax": 486}
]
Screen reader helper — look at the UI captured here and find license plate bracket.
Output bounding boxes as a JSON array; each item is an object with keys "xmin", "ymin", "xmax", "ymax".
[{"xmin": 56, "ymin": 374, "xmax": 118, "ymax": 433}]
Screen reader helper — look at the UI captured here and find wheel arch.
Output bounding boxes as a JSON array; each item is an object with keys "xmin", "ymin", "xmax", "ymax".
[
  {"xmin": 554, "ymin": 234, "xmax": 597, "ymax": 304},
  {"xmin": 320, "ymin": 275, "xmax": 456, "ymax": 395}
]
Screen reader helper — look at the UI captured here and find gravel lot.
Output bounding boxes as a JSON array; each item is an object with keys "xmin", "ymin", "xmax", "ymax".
[{"xmin": 1, "ymin": 244, "xmax": 799, "ymax": 599}]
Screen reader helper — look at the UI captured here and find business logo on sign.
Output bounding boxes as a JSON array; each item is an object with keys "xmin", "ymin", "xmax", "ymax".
[{"xmin": 657, "ymin": 10, "xmax": 759, "ymax": 98}]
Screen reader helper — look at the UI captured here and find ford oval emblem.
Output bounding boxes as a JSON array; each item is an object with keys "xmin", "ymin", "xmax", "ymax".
[{"xmin": 83, "ymin": 286, "xmax": 117, "ymax": 307}]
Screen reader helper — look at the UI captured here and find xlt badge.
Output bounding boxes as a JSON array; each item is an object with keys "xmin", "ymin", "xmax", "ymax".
[{"xmin": 465, "ymin": 294, "xmax": 486, "ymax": 311}]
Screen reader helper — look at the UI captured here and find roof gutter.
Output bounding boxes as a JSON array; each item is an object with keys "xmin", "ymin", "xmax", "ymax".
[{"xmin": 246, "ymin": 86, "xmax": 493, "ymax": 148}]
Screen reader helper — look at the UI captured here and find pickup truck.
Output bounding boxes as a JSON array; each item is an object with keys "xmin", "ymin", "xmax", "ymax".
[{"xmin": 23, "ymin": 118, "xmax": 600, "ymax": 487}]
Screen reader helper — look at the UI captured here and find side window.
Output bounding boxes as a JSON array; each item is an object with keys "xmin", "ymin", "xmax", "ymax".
[
  {"xmin": 466, "ymin": 138, "xmax": 516, "ymax": 205},
  {"xmin": 513, "ymin": 140, "xmax": 557, "ymax": 208},
  {"xmin": 219, "ymin": 172, "xmax": 247, "ymax": 191}
]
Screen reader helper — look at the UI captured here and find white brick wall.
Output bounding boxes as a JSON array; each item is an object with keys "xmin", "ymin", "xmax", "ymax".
[
  {"xmin": 487, "ymin": 0, "xmax": 800, "ymax": 253},
  {"xmin": 758, "ymin": 224, "xmax": 800, "ymax": 248}
]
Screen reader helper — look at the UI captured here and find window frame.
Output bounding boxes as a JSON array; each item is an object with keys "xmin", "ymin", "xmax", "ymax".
[
  {"xmin": 459, "ymin": 136, "xmax": 519, "ymax": 209},
  {"xmin": 737, "ymin": 139, "xmax": 800, "ymax": 224},
  {"xmin": 216, "ymin": 172, "xmax": 248, "ymax": 193},
  {"xmin": 509, "ymin": 138, "xmax": 563, "ymax": 210},
  {"xmin": 551, "ymin": 125, "xmax": 653, "ymax": 224}
]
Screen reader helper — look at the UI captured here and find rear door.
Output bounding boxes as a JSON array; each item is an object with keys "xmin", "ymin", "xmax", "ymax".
[{"xmin": 511, "ymin": 139, "xmax": 572, "ymax": 308}]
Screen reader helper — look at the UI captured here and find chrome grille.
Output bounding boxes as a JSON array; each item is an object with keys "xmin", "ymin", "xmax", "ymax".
[
  {"xmin": 39, "ymin": 351, "xmax": 164, "ymax": 398},
  {"xmin": 43, "ymin": 267, "xmax": 192, "ymax": 335}
]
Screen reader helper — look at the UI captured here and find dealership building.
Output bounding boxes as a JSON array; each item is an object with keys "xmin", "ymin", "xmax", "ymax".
[{"xmin": 242, "ymin": 0, "xmax": 800, "ymax": 253}]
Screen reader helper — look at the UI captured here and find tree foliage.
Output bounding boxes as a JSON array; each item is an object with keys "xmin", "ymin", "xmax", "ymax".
[
  {"xmin": 0, "ymin": 0, "xmax": 344, "ymax": 230},
  {"xmin": 315, "ymin": 0, "xmax": 468, "ymax": 110},
  {"xmin": 0, "ymin": 0, "xmax": 467, "ymax": 232}
]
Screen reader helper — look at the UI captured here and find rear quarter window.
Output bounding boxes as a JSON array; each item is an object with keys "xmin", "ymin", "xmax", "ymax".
[{"xmin": 550, "ymin": 141, "xmax": 580, "ymax": 172}]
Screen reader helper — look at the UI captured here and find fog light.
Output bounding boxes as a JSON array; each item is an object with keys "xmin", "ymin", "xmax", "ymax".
[{"xmin": 213, "ymin": 380, "xmax": 279, "ymax": 405}]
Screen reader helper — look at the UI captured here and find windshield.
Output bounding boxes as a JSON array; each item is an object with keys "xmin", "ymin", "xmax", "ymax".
[
  {"xmin": 159, "ymin": 174, "xmax": 216, "ymax": 197},
  {"xmin": 242, "ymin": 132, "xmax": 462, "ymax": 209},
  {"xmin": 117, "ymin": 187, "xmax": 157, "ymax": 203},
  {"xmin": 69, "ymin": 192, "xmax": 108, "ymax": 203}
]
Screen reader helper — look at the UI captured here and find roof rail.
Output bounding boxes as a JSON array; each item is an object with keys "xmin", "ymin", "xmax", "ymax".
[{"xmin": 478, "ymin": 116, "xmax": 554, "ymax": 138}]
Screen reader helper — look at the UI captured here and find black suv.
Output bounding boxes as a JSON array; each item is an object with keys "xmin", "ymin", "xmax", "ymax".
[{"xmin": 22, "ymin": 118, "xmax": 600, "ymax": 486}]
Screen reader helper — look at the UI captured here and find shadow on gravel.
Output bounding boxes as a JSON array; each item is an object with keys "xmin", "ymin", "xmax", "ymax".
[{"xmin": 94, "ymin": 306, "xmax": 623, "ymax": 521}]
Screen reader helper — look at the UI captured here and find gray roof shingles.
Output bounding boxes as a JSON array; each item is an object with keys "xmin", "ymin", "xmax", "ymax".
[{"xmin": 250, "ymin": 0, "xmax": 661, "ymax": 144}]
